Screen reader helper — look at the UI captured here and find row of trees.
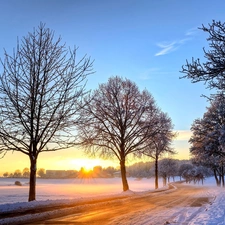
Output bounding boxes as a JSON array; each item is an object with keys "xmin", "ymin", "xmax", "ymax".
[
  {"xmin": 3, "ymin": 168, "xmax": 46, "ymax": 178},
  {"xmin": 0, "ymin": 24, "xmax": 176, "ymax": 201},
  {"xmin": 3, "ymin": 168, "xmax": 30, "ymax": 178},
  {"xmin": 3, "ymin": 160, "xmax": 211, "ymax": 186},
  {"xmin": 2, "ymin": 167, "xmax": 116, "ymax": 179},
  {"xmin": 181, "ymin": 20, "xmax": 225, "ymax": 187},
  {"xmin": 127, "ymin": 159, "xmax": 197, "ymax": 185}
]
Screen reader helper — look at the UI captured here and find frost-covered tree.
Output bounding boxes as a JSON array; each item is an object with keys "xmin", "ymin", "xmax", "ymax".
[
  {"xmin": 181, "ymin": 20, "xmax": 225, "ymax": 91},
  {"xmin": 78, "ymin": 76, "xmax": 160, "ymax": 191},
  {"xmin": 127, "ymin": 161, "xmax": 153, "ymax": 178},
  {"xmin": 181, "ymin": 165, "xmax": 206, "ymax": 184},
  {"xmin": 142, "ymin": 112, "xmax": 176, "ymax": 189},
  {"xmin": 190, "ymin": 95, "xmax": 225, "ymax": 186},
  {"xmin": 158, "ymin": 158, "xmax": 178, "ymax": 186},
  {"xmin": 0, "ymin": 23, "xmax": 93, "ymax": 201},
  {"xmin": 178, "ymin": 163, "xmax": 193, "ymax": 180},
  {"xmin": 181, "ymin": 20, "xmax": 225, "ymax": 186}
]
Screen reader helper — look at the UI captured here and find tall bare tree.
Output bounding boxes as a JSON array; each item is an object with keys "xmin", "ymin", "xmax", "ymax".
[
  {"xmin": 142, "ymin": 112, "xmax": 176, "ymax": 189},
  {"xmin": 78, "ymin": 76, "xmax": 160, "ymax": 191},
  {"xmin": 0, "ymin": 23, "xmax": 93, "ymax": 201}
]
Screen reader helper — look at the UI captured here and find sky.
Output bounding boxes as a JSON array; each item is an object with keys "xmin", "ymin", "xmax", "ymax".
[{"xmin": 0, "ymin": 0, "xmax": 225, "ymax": 174}]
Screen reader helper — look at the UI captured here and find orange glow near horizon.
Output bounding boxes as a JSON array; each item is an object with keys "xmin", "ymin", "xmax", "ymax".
[
  {"xmin": 0, "ymin": 149, "xmax": 119, "ymax": 175},
  {"xmin": 0, "ymin": 130, "xmax": 192, "ymax": 176},
  {"xmin": 53, "ymin": 158, "xmax": 118, "ymax": 171},
  {"xmin": 0, "ymin": 150, "xmax": 190, "ymax": 176}
]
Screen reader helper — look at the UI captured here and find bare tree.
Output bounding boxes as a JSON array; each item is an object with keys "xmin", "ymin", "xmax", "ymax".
[
  {"xmin": 142, "ymin": 112, "xmax": 176, "ymax": 189},
  {"xmin": 0, "ymin": 23, "xmax": 93, "ymax": 201},
  {"xmin": 78, "ymin": 76, "xmax": 160, "ymax": 191}
]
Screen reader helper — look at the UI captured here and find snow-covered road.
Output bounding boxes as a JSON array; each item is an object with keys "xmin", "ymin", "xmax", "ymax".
[{"xmin": 108, "ymin": 183, "xmax": 216, "ymax": 225}]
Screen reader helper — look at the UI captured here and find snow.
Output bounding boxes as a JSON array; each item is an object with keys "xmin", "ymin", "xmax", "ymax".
[
  {"xmin": 0, "ymin": 177, "xmax": 159, "ymax": 204},
  {"xmin": 0, "ymin": 177, "xmax": 225, "ymax": 224},
  {"xmin": 188, "ymin": 190, "xmax": 225, "ymax": 225}
]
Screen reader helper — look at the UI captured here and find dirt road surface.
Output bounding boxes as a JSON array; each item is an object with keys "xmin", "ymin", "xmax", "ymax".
[{"xmin": 22, "ymin": 183, "xmax": 215, "ymax": 225}]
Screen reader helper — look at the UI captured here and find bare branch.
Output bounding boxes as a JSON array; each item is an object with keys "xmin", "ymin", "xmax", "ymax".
[{"xmin": 180, "ymin": 20, "xmax": 225, "ymax": 92}]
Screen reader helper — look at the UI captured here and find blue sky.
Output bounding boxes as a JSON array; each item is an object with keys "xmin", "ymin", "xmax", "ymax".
[{"xmin": 1, "ymin": 0, "xmax": 225, "ymax": 173}]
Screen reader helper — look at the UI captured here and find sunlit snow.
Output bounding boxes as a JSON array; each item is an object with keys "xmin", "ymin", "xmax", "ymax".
[
  {"xmin": 0, "ymin": 177, "xmax": 161, "ymax": 204},
  {"xmin": 0, "ymin": 177, "xmax": 224, "ymax": 224}
]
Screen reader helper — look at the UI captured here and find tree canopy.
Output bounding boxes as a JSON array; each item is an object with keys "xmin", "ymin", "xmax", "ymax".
[{"xmin": 78, "ymin": 76, "xmax": 169, "ymax": 191}]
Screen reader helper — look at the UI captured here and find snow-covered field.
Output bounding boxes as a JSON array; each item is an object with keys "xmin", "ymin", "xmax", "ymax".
[
  {"xmin": 0, "ymin": 177, "xmax": 163, "ymax": 204},
  {"xmin": 0, "ymin": 177, "xmax": 224, "ymax": 224}
]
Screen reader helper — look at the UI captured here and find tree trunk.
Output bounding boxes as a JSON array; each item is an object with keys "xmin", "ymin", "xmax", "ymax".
[
  {"xmin": 155, "ymin": 156, "xmax": 158, "ymax": 189},
  {"xmin": 222, "ymin": 166, "xmax": 225, "ymax": 187},
  {"xmin": 219, "ymin": 175, "xmax": 222, "ymax": 187},
  {"xmin": 213, "ymin": 169, "xmax": 220, "ymax": 187},
  {"xmin": 163, "ymin": 176, "xmax": 167, "ymax": 186},
  {"xmin": 120, "ymin": 159, "xmax": 129, "ymax": 191},
  {"xmin": 28, "ymin": 156, "xmax": 37, "ymax": 201}
]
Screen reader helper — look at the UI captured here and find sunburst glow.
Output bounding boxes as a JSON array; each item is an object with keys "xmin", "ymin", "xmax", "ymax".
[{"xmin": 51, "ymin": 158, "xmax": 118, "ymax": 171}]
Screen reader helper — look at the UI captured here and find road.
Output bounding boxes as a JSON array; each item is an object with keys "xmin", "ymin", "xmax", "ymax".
[{"xmin": 26, "ymin": 183, "xmax": 215, "ymax": 225}]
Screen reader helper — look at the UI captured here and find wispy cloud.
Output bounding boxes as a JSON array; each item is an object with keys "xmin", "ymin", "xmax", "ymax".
[
  {"xmin": 155, "ymin": 41, "xmax": 178, "ymax": 56},
  {"xmin": 185, "ymin": 27, "xmax": 198, "ymax": 36},
  {"xmin": 155, "ymin": 27, "xmax": 198, "ymax": 56},
  {"xmin": 174, "ymin": 130, "xmax": 192, "ymax": 141}
]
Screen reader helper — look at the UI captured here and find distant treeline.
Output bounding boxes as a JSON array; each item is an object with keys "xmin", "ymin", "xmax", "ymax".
[{"xmin": 2, "ymin": 159, "xmax": 212, "ymax": 181}]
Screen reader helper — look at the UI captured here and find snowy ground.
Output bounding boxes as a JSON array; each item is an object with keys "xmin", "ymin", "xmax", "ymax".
[
  {"xmin": 0, "ymin": 177, "xmax": 224, "ymax": 224},
  {"xmin": 0, "ymin": 177, "xmax": 160, "ymax": 204}
]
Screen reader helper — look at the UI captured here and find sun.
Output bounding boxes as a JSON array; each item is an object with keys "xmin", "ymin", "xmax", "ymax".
[
  {"xmin": 76, "ymin": 159, "xmax": 100, "ymax": 170},
  {"xmin": 81, "ymin": 166, "xmax": 91, "ymax": 173},
  {"xmin": 66, "ymin": 158, "xmax": 110, "ymax": 171},
  {"xmin": 41, "ymin": 156, "xmax": 118, "ymax": 172}
]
